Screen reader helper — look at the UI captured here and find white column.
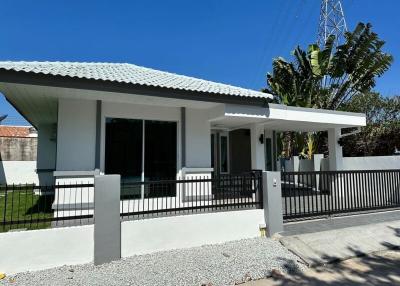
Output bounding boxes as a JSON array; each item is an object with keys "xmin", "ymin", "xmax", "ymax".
[
  {"xmin": 328, "ymin": 128, "xmax": 343, "ymax": 171},
  {"xmin": 250, "ymin": 124, "xmax": 266, "ymax": 170}
]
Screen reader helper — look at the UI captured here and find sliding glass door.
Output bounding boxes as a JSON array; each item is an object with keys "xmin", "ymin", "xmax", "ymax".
[{"xmin": 105, "ymin": 118, "xmax": 177, "ymax": 198}]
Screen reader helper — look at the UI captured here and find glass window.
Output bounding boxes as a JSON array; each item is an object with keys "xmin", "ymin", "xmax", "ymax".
[
  {"xmin": 144, "ymin": 120, "xmax": 177, "ymax": 198},
  {"xmin": 105, "ymin": 118, "xmax": 143, "ymax": 199},
  {"xmin": 210, "ymin": 134, "xmax": 215, "ymax": 169},
  {"xmin": 105, "ymin": 118, "xmax": 177, "ymax": 199},
  {"xmin": 220, "ymin": 135, "xmax": 228, "ymax": 173},
  {"xmin": 265, "ymin": 138, "xmax": 273, "ymax": 171}
]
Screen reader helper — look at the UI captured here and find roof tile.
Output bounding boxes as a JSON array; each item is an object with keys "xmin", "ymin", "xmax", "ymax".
[{"xmin": 0, "ymin": 61, "xmax": 272, "ymax": 100}]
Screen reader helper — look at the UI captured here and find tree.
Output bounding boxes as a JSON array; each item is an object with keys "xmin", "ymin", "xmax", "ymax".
[
  {"xmin": 340, "ymin": 93, "xmax": 400, "ymax": 156},
  {"xmin": 265, "ymin": 23, "xmax": 393, "ymax": 158}
]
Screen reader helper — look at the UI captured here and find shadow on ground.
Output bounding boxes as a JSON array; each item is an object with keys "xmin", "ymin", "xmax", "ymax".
[{"xmin": 252, "ymin": 227, "xmax": 400, "ymax": 285}]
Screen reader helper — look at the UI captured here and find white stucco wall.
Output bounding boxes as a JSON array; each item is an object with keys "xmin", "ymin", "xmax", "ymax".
[
  {"xmin": 0, "ymin": 161, "xmax": 39, "ymax": 184},
  {"xmin": 56, "ymin": 98, "xmax": 97, "ymax": 171},
  {"xmin": 320, "ymin": 156, "xmax": 400, "ymax": 171},
  {"xmin": 342, "ymin": 156, "xmax": 400, "ymax": 170},
  {"xmin": 37, "ymin": 123, "xmax": 57, "ymax": 184},
  {"xmin": 121, "ymin": 209, "xmax": 264, "ymax": 257},
  {"xmin": 0, "ymin": 225, "xmax": 93, "ymax": 275},
  {"xmin": 37, "ymin": 124, "xmax": 56, "ymax": 170},
  {"xmin": 250, "ymin": 124, "xmax": 265, "ymax": 170},
  {"xmin": 185, "ymin": 108, "xmax": 211, "ymax": 168}
]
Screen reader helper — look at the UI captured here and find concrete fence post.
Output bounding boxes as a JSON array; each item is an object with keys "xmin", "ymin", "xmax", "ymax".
[
  {"xmin": 94, "ymin": 174, "xmax": 121, "ymax": 265},
  {"xmin": 262, "ymin": 171, "xmax": 283, "ymax": 237}
]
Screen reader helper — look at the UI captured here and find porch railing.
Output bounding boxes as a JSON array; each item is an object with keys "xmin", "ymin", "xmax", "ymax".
[
  {"xmin": 281, "ymin": 169, "xmax": 400, "ymax": 221},
  {"xmin": 0, "ymin": 183, "xmax": 94, "ymax": 232},
  {"xmin": 120, "ymin": 172, "xmax": 263, "ymax": 220}
]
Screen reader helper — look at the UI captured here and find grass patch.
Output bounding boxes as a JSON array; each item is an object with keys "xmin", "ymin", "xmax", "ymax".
[{"xmin": 0, "ymin": 187, "xmax": 54, "ymax": 232}]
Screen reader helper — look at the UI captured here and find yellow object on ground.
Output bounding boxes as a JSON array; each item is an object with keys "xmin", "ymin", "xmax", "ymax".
[{"xmin": 0, "ymin": 273, "xmax": 6, "ymax": 279}]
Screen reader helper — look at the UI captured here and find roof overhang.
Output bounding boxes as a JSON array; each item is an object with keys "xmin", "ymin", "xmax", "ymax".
[
  {"xmin": 0, "ymin": 69, "xmax": 270, "ymax": 108},
  {"xmin": 210, "ymin": 103, "xmax": 366, "ymax": 131}
]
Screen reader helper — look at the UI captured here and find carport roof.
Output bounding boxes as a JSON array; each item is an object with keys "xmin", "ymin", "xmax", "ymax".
[{"xmin": 210, "ymin": 103, "xmax": 366, "ymax": 131}]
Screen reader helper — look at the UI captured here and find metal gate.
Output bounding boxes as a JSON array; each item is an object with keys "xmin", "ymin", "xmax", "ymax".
[{"xmin": 281, "ymin": 169, "xmax": 400, "ymax": 221}]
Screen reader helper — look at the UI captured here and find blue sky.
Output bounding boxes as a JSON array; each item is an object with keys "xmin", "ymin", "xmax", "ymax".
[{"xmin": 0, "ymin": 0, "xmax": 398, "ymax": 125}]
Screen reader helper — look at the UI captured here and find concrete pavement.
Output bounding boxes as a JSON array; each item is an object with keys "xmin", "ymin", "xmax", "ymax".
[
  {"xmin": 244, "ymin": 250, "xmax": 400, "ymax": 285},
  {"xmin": 279, "ymin": 211, "xmax": 400, "ymax": 266}
]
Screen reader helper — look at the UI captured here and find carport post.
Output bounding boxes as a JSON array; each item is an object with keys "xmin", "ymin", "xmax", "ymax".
[
  {"xmin": 328, "ymin": 128, "xmax": 343, "ymax": 171},
  {"xmin": 94, "ymin": 174, "xmax": 121, "ymax": 265},
  {"xmin": 262, "ymin": 171, "xmax": 283, "ymax": 237}
]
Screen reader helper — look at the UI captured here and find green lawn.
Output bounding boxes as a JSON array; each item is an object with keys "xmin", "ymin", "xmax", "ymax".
[{"xmin": 0, "ymin": 188, "xmax": 54, "ymax": 232}]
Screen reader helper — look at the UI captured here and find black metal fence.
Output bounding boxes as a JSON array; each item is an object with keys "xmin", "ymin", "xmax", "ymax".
[
  {"xmin": 0, "ymin": 183, "xmax": 94, "ymax": 232},
  {"xmin": 120, "ymin": 172, "xmax": 263, "ymax": 220},
  {"xmin": 281, "ymin": 169, "xmax": 400, "ymax": 221}
]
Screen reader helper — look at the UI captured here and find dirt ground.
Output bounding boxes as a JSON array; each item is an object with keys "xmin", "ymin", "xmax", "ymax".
[{"xmin": 244, "ymin": 250, "xmax": 400, "ymax": 286}]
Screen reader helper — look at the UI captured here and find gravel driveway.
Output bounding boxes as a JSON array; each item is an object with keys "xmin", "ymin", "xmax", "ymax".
[{"xmin": 1, "ymin": 237, "xmax": 304, "ymax": 286}]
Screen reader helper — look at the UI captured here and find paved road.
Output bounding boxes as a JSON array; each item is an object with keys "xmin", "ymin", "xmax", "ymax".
[{"xmin": 244, "ymin": 250, "xmax": 400, "ymax": 285}]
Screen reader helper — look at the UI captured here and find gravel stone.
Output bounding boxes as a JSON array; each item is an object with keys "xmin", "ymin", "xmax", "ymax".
[{"xmin": 1, "ymin": 237, "xmax": 304, "ymax": 286}]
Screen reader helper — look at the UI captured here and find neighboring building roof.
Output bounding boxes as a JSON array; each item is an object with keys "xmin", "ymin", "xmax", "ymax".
[
  {"xmin": 0, "ymin": 61, "xmax": 273, "ymax": 100},
  {"xmin": 0, "ymin": 126, "xmax": 37, "ymax": 138}
]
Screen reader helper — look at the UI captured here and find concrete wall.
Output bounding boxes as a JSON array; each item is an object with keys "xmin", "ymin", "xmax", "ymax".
[
  {"xmin": 0, "ymin": 225, "xmax": 93, "ymax": 275},
  {"xmin": 342, "ymin": 156, "xmax": 400, "ymax": 170},
  {"xmin": 0, "ymin": 125, "xmax": 56, "ymax": 185},
  {"xmin": 0, "ymin": 161, "xmax": 39, "ymax": 184},
  {"xmin": 121, "ymin": 209, "xmax": 264, "ymax": 257},
  {"xmin": 185, "ymin": 108, "xmax": 211, "ymax": 168},
  {"xmin": 0, "ymin": 137, "xmax": 37, "ymax": 161},
  {"xmin": 284, "ymin": 155, "xmax": 400, "ymax": 172},
  {"xmin": 56, "ymin": 98, "xmax": 97, "ymax": 171},
  {"xmin": 320, "ymin": 156, "xmax": 400, "ymax": 171}
]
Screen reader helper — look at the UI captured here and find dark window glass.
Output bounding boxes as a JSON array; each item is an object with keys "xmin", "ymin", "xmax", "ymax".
[
  {"xmin": 105, "ymin": 118, "xmax": 143, "ymax": 198},
  {"xmin": 144, "ymin": 120, "xmax": 177, "ymax": 197},
  {"xmin": 220, "ymin": 136, "xmax": 228, "ymax": 173},
  {"xmin": 265, "ymin": 138, "xmax": 273, "ymax": 171},
  {"xmin": 210, "ymin": 134, "xmax": 215, "ymax": 169}
]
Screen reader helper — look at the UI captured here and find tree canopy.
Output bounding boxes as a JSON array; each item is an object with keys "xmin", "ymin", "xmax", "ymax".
[
  {"xmin": 264, "ymin": 22, "xmax": 395, "ymax": 158},
  {"xmin": 341, "ymin": 93, "xmax": 400, "ymax": 156},
  {"xmin": 265, "ymin": 23, "xmax": 393, "ymax": 111}
]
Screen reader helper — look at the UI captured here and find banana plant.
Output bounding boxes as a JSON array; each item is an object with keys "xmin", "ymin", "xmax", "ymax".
[{"xmin": 265, "ymin": 22, "xmax": 393, "ymax": 156}]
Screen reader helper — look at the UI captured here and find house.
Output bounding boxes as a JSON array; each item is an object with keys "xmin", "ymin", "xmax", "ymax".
[
  {"xmin": 0, "ymin": 62, "xmax": 366, "ymax": 203},
  {"xmin": 0, "ymin": 125, "xmax": 40, "ymax": 184}
]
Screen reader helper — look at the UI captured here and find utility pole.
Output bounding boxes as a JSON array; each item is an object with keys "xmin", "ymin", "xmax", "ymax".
[{"xmin": 317, "ymin": 0, "xmax": 348, "ymax": 49}]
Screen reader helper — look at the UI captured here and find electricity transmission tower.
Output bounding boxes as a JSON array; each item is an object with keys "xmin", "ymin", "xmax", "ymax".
[{"xmin": 317, "ymin": 0, "xmax": 348, "ymax": 49}]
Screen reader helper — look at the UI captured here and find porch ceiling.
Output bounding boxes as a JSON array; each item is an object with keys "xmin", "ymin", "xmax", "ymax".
[
  {"xmin": 210, "ymin": 103, "xmax": 366, "ymax": 132},
  {"xmin": 0, "ymin": 83, "xmax": 220, "ymax": 127}
]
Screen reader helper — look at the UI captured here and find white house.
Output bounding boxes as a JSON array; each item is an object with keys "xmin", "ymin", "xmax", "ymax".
[{"xmin": 0, "ymin": 62, "xmax": 366, "ymax": 200}]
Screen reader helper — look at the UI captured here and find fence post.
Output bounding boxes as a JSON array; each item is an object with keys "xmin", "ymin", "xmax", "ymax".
[
  {"xmin": 94, "ymin": 175, "xmax": 121, "ymax": 265},
  {"xmin": 262, "ymin": 171, "xmax": 283, "ymax": 237}
]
